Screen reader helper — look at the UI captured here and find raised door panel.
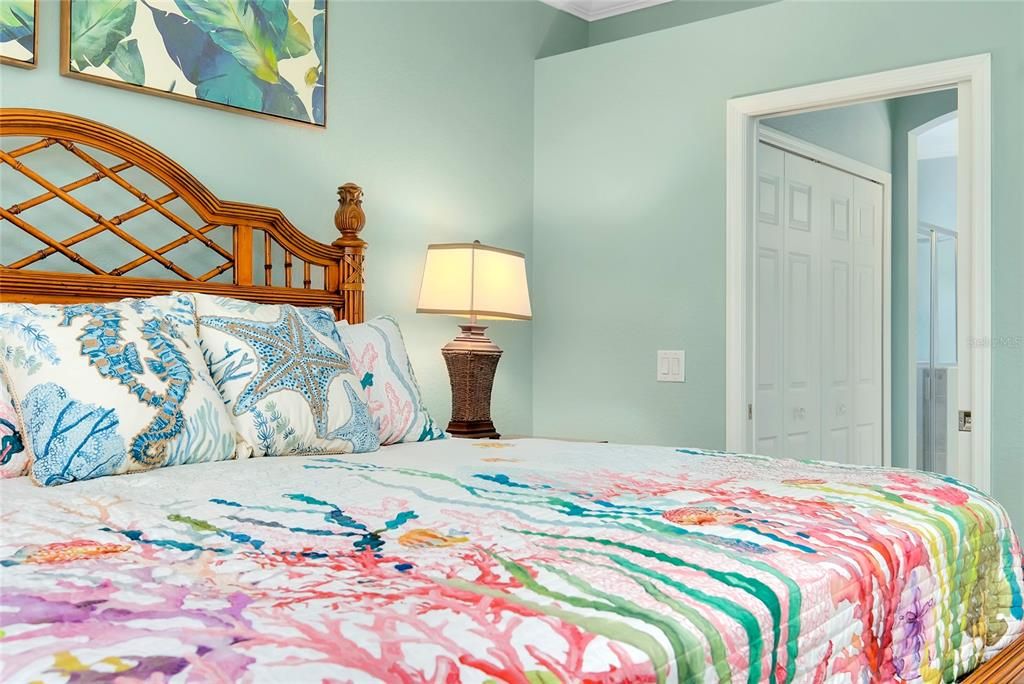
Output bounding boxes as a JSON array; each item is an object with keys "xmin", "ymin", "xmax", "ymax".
[
  {"xmin": 782, "ymin": 151, "xmax": 821, "ymax": 461},
  {"xmin": 755, "ymin": 143, "xmax": 785, "ymax": 457},
  {"xmin": 820, "ymin": 164, "xmax": 855, "ymax": 464},
  {"xmin": 852, "ymin": 176, "xmax": 884, "ymax": 466}
]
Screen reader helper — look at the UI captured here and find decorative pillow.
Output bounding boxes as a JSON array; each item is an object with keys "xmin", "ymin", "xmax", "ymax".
[
  {"xmin": 0, "ymin": 296, "xmax": 240, "ymax": 486},
  {"xmin": 192, "ymin": 294, "xmax": 379, "ymax": 456},
  {"xmin": 0, "ymin": 367, "xmax": 27, "ymax": 478},
  {"xmin": 336, "ymin": 316, "xmax": 446, "ymax": 444}
]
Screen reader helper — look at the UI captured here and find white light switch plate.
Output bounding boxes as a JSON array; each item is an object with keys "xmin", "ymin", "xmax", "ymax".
[{"xmin": 657, "ymin": 350, "xmax": 685, "ymax": 382}]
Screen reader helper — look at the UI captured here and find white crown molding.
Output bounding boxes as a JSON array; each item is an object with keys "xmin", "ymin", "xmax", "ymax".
[{"xmin": 541, "ymin": 0, "xmax": 672, "ymax": 22}]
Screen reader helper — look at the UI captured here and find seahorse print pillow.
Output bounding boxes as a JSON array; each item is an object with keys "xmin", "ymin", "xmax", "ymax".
[
  {"xmin": 0, "ymin": 296, "xmax": 240, "ymax": 486},
  {"xmin": 192, "ymin": 294, "xmax": 379, "ymax": 457},
  {"xmin": 0, "ymin": 367, "xmax": 27, "ymax": 478},
  {"xmin": 336, "ymin": 316, "xmax": 446, "ymax": 445}
]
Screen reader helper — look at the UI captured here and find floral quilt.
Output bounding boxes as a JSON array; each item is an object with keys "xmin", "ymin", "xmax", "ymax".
[{"xmin": 1, "ymin": 438, "xmax": 1021, "ymax": 683}]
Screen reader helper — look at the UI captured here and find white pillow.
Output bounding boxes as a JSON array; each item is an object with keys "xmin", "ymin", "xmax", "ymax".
[
  {"xmin": 0, "ymin": 366, "xmax": 27, "ymax": 478},
  {"xmin": 336, "ymin": 316, "xmax": 446, "ymax": 445}
]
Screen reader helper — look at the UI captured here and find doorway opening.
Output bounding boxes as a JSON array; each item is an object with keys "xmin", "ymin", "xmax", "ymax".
[{"xmin": 725, "ymin": 55, "xmax": 991, "ymax": 490}]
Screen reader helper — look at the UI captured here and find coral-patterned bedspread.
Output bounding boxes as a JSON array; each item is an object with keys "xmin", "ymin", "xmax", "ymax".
[{"xmin": 1, "ymin": 439, "xmax": 1022, "ymax": 683}]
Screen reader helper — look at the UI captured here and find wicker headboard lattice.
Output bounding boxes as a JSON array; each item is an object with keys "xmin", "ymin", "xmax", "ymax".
[{"xmin": 0, "ymin": 109, "xmax": 366, "ymax": 322}]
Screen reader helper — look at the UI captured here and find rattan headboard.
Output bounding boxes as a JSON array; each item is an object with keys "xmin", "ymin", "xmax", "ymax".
[{"xmin": 0, "ymin": 109, "xmax": 366, "ymax": 322}]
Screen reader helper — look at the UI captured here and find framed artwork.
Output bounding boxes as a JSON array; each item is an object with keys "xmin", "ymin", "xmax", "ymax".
[
  {"xmin": 60, "ymin": 0, "xmax": 327, "ymax": 127},
  {"xmin": 1, "ymin": 0, "xmax": 38, "ymax": 69}
]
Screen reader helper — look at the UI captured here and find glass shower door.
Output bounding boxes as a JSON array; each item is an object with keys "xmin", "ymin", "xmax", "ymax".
[{"xmin": 916, "ymin": 223, "xmax": 957, "ymax": 474}]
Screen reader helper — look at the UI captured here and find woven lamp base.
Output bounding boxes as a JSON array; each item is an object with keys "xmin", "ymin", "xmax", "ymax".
[{"xmin": 442, "ymin": 324, "xmax": 502, "ymax": 439}]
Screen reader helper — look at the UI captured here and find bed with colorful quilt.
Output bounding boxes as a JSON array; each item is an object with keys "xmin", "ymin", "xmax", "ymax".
[
  {"xmin": 0, "ymin": 438, "xmax": 1021, "ymax": 682},
  {"xmin": 1, "ymin": 109, "xmax": 1023, "ymax": 683}
]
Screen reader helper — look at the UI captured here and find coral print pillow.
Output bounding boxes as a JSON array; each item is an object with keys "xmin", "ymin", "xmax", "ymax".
[
  {"xmin": 336, "ymin": 316, "xmax": 446, "ymax": 445},
  {"xmin": 0, "ymin": 368, "xmax": 27, "ymax": 478},
  {"xmin": 192, "ymin": 294, "xmax": 379, "ymax": 457},
  {"xmin": 0, "ymin": 296, "xmax": 240, "ymax": 486}
]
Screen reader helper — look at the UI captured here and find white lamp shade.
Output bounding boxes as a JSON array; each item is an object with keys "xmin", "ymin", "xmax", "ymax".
[{"xmin": 417, "ymin": 242, "xmax": 532, "ymax": 320}]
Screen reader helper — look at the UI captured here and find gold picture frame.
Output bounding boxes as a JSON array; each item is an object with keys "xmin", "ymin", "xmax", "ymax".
[
  {"xmin": 1, "ymin": 0, "xmax": 39, "ymax": 69},
  {"xmin": 59, "ymin": 0, "xmax": 328, "ymax": 127}
]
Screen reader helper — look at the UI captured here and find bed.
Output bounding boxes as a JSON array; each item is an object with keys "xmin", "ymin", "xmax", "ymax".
[{"xmin": 1, "ymin": 109, "xmax": 1023, "ymax": 683}]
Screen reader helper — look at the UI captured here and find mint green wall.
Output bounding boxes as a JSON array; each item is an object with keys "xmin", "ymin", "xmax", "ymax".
[
  {"xmin": 534, "ymin": 1, "xmax": 1024, "ymax": 527},
  {"xmin": 889, "ymin": 90, "xmax": 959, "ymax": 469},
  {"xmin": 588, "ymin": 1, "xmax": 777, "ymax": 46},
  {"xmin": 761, "ymin": 100, "xmax": 893, "ymax": 172},
  {"xmin": 0, "ymin": 1, "xmax": 586, "ymax": 437}
]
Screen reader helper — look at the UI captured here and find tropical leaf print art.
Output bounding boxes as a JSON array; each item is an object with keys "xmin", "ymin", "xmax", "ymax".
[
  {"xmin": 0, "ymin": 0, "xmax": 36, "ymax": 67},
  {"xmin": 65, "ymin": 0, "xmax": 326, "ymax": 126}
]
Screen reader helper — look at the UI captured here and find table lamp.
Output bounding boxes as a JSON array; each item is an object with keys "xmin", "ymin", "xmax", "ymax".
[{"xmin": 417, "ymin": 241, "xmax": 531, "ymax": 439}]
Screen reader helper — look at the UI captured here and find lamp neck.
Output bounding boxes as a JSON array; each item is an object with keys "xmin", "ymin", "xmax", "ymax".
[{"xmin": 443, "ymin": 321, "xmax": 502, "ymax": 354}]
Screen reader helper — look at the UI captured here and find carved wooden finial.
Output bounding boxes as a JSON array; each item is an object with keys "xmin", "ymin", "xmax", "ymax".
[{"xmin": 334, "ymin": 183, "xmax": 365, "ymax": 243}]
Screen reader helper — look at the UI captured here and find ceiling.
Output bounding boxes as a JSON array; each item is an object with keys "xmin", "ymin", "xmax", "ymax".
[{"xmin": 541, "ymin": 0, "xmax": 672, "ymax": 22}]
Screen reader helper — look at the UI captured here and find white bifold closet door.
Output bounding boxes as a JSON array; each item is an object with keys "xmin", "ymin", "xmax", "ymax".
[{"xmin": 755, "ymin": 142, "xmax": 883, "ymax": 466}]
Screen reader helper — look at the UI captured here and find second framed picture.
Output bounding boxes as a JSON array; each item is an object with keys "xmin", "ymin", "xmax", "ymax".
[{"xmin": 60, "ymin": 0, "xmax": 327, "ymax": 127}]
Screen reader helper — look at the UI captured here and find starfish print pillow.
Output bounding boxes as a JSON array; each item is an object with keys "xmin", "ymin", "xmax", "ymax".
[
  {"xmin": 0, "ymin": 296, "xmax": 241, "ymax": 486},
  {"xmin": 192, "ymin": 294, "xmax": 379, "ymax": 457},
  {"xmin": 336, "ymin": 316, "xmax": 446, "ymax": 445},
  {"xmin": 0, "ymin": 366, "xmax": 27, "ymax": 478}
]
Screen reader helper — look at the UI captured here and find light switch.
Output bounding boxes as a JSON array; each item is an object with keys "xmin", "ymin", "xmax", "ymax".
[{"xmin": 657, "ymin": 350, "xmax": 685, "ymax": 382}]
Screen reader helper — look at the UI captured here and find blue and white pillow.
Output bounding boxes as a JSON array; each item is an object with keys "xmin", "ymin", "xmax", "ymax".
[
  {"xmin": 0, "ymin": 296, "xmax": 241, "ymax": 486},
  {"xmin": 336, "ymin": 316, "xmax": 445, "ymax": 445},
  {"xmin": 192, "ymin": 294, "xmax": 379, "ymax": 457}
]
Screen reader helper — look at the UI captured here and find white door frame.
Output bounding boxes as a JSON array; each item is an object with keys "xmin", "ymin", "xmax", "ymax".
[
  {"xmin": 756, "ymin": 126, "xmax": 893, "ymax": 467},
  {"xmin": 725, "ymin": 54, "xmax": 992, "ymax": 491}
]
